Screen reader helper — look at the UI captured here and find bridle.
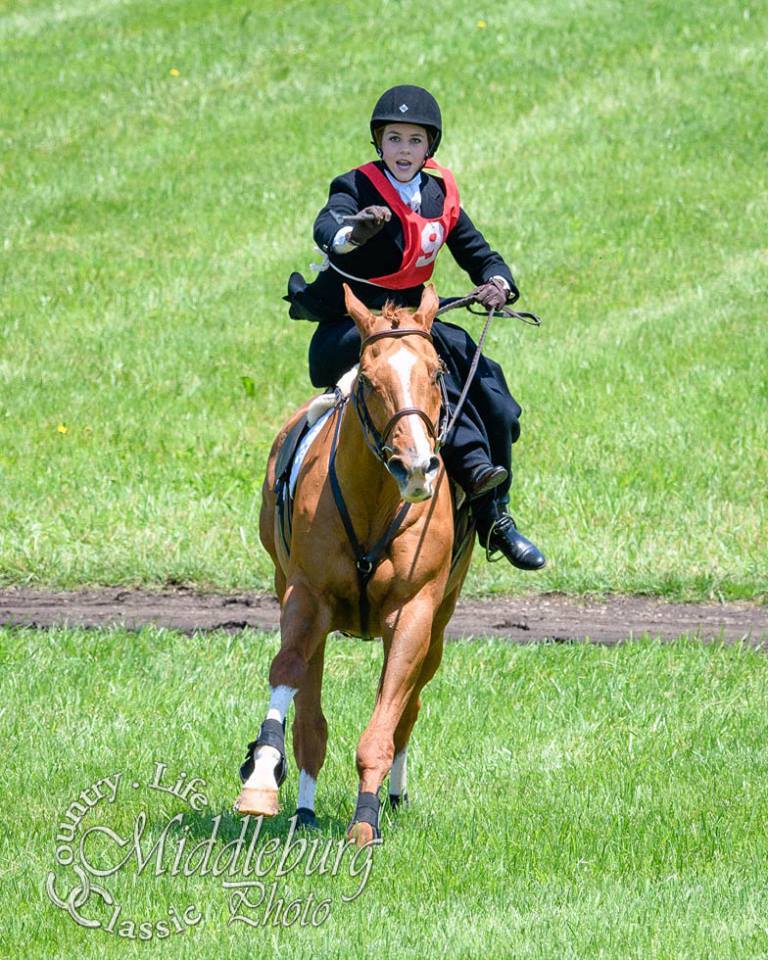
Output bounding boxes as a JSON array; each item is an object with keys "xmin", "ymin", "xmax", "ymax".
[
  {"xmin": 350, "ymin": 300, "xmax": 541, "ymax": 466},
  {"xmin": 326, "ymin": 302, "xmax": 541, "ymax": 637},
  {"xmin": 327, "ymin": 325, "xmax": 447, "ymax": 637},
  {"xmin": 352, "ymin": 327, "xmax": 449, "ymax": 465}
]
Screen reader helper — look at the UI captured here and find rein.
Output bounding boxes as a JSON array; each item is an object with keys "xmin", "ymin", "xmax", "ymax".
[
  {"xmin": 327, "ymin": 301, "xmax": 541, "ymax": 637},
  {"xmin": 328, "ymin": 325, "xmax": 441, "ymax": 637},
  {"xmin": 328, "ymin": 394, "xmax": 411, "ymax": 637},
  {"xmin": 433, "ymin": 298, "xmax": 541, "ymax": 446}
]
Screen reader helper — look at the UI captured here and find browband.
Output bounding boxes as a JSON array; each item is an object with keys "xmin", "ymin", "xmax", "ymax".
[{"xmin": 360, "ymin": 328, "xmax": 434, "ymax": 352}]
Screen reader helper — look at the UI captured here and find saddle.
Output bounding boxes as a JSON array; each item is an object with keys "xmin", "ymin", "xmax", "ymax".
[{"xmin": 274, "ymin": 412, "xmax": 311, "ymax": 558}]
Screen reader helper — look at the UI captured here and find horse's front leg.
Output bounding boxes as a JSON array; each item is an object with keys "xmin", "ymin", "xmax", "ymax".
[
  {"xmin": 386, "ymin": 633, "xmax": 443, "ymax": 811},
  {"xmin": 388, "ymin": 629, "xmax": 445, "ymax": 809},
  {"xmin": 348, "ymin": 592, "xmax": 438, "ymax": 845},
  {"xmin": 235, "ymin": 578, "xmax": 330, "ymax": 817}
]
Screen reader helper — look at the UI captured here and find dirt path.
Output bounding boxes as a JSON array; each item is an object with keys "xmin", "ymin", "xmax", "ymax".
[{"xmin": 1, "ymin": 587, "xmax": 765, "ymax": 646}]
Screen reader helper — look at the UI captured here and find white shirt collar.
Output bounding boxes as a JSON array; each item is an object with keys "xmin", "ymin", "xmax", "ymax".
[{"xmin": 384, "ymin": 168, "xmax": 422, "ymax": 213}]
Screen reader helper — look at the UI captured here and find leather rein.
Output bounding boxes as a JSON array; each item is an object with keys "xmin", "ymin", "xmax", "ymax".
[
  {"xmin": 327, "ymin": 302, "xmax": 541, "ymax": 637},
  {"xmin": 327, "ymin": 325, "xmax": 445, "ymax": 637}
]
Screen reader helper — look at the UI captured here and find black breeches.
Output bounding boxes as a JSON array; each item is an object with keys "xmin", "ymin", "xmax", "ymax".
[{"xmin": 307, "ymin": 316, "xmax": 521, "ymax": 500}]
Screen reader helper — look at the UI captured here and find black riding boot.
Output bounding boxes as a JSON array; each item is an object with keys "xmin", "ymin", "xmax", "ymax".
[{"xmin": 472, "ymin": 495, "xmax": 546, "ymax": 571}]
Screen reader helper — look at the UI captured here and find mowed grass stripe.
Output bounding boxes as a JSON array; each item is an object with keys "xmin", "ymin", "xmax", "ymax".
[
  {"xmin": 2, "ymin": 628, "xmax": 768, "ymax": 957},
  {"xmin": 1, "ymin": 0, "xmax": 766, "ymax": 597}
]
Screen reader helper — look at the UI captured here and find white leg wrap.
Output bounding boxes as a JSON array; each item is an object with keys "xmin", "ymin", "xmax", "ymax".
[
  {"xmin": 297, "ymin": 770, "xmax": 317, "ymax": 810},
  {"xmin": 390, "ymin": 748, "xmax": 407, "ymax": 796},
  {"xmin": 243, "ymin": 685, "xmax": 297, "ymax": 790},
  {"xmin": 267, "ymin": 684, "xmax": 297, "ymax": 723}
]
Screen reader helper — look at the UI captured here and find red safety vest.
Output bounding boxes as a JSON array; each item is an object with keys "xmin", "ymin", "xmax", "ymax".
[{"xmin": 355, "ymin": 159, "xmax": 461, "ymax": 289}]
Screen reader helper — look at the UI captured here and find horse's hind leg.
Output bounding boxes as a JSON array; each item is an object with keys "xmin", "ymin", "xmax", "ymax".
[
  {"xmin": 388, "ymin": 630, "xmax": 445, "ymax": 809},
  {"xmin": 235, "ymin": 579, "xmax": 330, "ymax": 817},
  {"xmin": 388, "ymin": 583, "xmax": 459, "ymax": 808},
  {"xmin": 292, "ymin": 637, "xmax": 328, "ymax": 828}
]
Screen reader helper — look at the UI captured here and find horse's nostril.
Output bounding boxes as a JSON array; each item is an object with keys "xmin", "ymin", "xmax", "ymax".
[
  {"xmin": 427, "ymin": 456, "xmax": 440, "ymax": 475},
  {"xmin": 387, "ymin": 457, "xmax": 409, "ymax": 486}
]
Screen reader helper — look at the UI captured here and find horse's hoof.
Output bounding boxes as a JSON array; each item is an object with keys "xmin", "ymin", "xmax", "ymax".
[
  {"xmin": 294, "ymin": 807, "xmax": 319, "ymax": 830},
  {"xmin": 233, "ymin": 786, "xmax": 280, "ymax": 817},
  {"xmin": 347, "ymin": 821, "xmax": 376, "ymax": 847},
  {"xmin": 389, "ymin": 791, "xmax": 409, "ymax": 810}
]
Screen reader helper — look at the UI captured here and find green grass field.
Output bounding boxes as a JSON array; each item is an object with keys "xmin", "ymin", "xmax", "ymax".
[
  {"xmin": 3, "ymin": 627, "xmax": 768, "ymax": 959},
  {"xmin": 2, "ymin": 3, "xmax": 767, "ymax": 954},
  {"xmin": 2, "ymin": 0, "xmax": 766, "ymax": 599}
]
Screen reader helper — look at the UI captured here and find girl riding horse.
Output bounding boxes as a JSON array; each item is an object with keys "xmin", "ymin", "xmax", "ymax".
[{"xmin": 286, "ymin": 84, "xmax": 545, "ymax": 570}]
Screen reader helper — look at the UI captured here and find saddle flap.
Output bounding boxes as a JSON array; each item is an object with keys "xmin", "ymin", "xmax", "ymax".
[{"xmin": 274, "ymin": 415, "xmax": 310, "ymax": 490}]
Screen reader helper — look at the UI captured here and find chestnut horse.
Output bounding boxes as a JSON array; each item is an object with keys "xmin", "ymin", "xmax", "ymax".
[{"xmin": 235, "ymin": 283, "xmax": 473, "ymax": 844}]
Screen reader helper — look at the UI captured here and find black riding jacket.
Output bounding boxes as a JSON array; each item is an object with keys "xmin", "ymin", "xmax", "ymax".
[{"xmin": 286, "ymin": 161, "xmax": 518, "ymax": 322}]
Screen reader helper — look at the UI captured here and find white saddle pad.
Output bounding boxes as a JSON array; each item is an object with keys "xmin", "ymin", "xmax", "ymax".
[
  {"xmin": 288, "ymin": 366, "xmax": 358, "ymax": 498},
  {"xmin": 288, "ymin": 407, "xmax": 335, "ymax": 498}
]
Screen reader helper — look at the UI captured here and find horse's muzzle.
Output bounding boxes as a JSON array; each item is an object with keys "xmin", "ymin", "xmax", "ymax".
[{"xmin": 387, "ymin": 454, "xmax": 440, "ymax": 502}]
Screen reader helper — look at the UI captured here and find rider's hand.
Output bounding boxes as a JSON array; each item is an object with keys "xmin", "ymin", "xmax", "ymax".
[
  {"xmin": 471, "ymin": 277, "xmax": 508, "ymax": 312},
  {"xmin": 349, "ymin": 206, "xmax": 392, "ymax": 246}
]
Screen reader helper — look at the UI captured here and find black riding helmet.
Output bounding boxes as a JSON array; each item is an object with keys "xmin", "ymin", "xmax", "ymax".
[{"xmin": 370, "ymin": 85, "xmax": 443, "ymax": 158}]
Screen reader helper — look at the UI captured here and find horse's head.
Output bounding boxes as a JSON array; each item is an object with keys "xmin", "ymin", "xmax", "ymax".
[{"xmin": 343, "ymin": 283, "xmax": 444, "ymax": 503}]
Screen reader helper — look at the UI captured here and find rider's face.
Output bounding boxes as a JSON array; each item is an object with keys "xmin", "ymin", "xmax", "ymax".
[{"xmin": 379, "ymin": 123, "xmax": 430, "ymax": 182}]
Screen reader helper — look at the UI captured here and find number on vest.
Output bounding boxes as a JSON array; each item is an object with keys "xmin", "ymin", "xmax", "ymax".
[{"xmin": 415, "ymin": 222, "xmax": 445, "ymax": 268}]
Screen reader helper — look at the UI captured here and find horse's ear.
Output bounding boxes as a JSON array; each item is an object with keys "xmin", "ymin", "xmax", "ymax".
[
  {"xmin": 343, "ymin": 283, "xmax": 375, "ymax": 336},
  {"xmin": 413, "ymin": 283, "xmax": 439, "ymax": 331}
]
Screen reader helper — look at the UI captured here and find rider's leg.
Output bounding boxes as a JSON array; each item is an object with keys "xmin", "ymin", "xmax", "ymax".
[
  {"xmin": 432, "ymin": 319, "xmax": 545, "ymax": 570},
  {"xmin": 436, "ymin": 372, "xmax": 504, "ymax": 495},
  {"xmin": 471, "ymin": 356, "xmax": 521, "ymax": 480},
  {"xmin": 431, "ymin": 322, "xmax": 509, "ymax": 495},
  {"xmin": 308, "ymin": 318, "xmax": 362, "ymax": 389}
]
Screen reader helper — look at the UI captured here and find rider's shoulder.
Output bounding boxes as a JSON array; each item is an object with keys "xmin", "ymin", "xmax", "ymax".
[
  {"xmin": 422, "ymin": 160, "xmax": 459, "ymax": 196},
  {"xmin": 327, "ymin": 164, "xmax": 384, "ymax": 198}
]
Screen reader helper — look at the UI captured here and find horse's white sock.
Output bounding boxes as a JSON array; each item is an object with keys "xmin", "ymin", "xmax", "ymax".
[
  {"xmin": 390, "ymin": 748, "xmax": 407, "ymax": 797},
  {"xmin": 298, "ymin": 770, "xmax": 317, "ymax": 811}
]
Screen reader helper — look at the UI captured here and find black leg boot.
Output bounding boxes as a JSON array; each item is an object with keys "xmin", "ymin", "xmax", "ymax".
[{"xmin": 472, "ymin": 495, "xmax": 546, "ymax": 571}]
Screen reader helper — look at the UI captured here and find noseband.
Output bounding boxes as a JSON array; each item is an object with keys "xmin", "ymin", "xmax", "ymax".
[{"xmin": 354, "ymin": 328, "xmax": 448, "ymax": 463}]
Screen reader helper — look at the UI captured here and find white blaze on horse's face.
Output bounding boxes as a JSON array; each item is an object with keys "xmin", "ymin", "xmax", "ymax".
[{"xmin": 386, "ymin": 345, "xmax": 440, "ymax": 502}]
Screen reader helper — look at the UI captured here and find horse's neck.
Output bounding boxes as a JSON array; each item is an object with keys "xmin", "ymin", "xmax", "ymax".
[{"xmin": 334, "ymin": 405, "xmax": 402, "ymax": 533}]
